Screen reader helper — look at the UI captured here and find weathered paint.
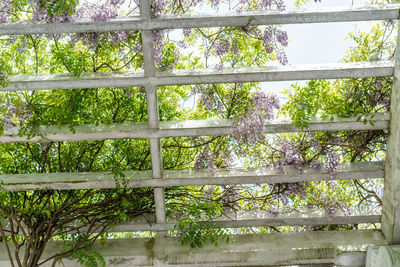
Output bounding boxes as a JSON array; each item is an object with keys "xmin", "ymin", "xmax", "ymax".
[
  {"xmin": 381, "ymin": 26, "xmax": 400, "ymax": 245},
  {"xmin": 5, "ymin": 61, "xmax": 394, "ymax": 91},
  {"xmin": 0, "ymin": 5, "xmax": 399, "ymax": 35},
  {"xmin": 0, "ymin": 230, "xmax": 388, "ymax": 266},
  {"xmin": 141, "ymin": 0, "xmax": 167, "ymax": 229},
  {"xmin": 0, "ymin": 161, "xmax": 384, "ymax": 191},
  {"xmin": 0, "ymin": 113, "xmax": 389, "ymax": 144}
]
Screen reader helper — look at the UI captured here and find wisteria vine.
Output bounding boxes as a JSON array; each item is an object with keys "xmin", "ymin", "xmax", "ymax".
[{"xmin": 0, "ymin": 0, "xmax": 387, "ymax": 223}]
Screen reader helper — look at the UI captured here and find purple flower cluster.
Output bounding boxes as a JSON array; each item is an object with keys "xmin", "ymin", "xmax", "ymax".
[
  {"xmin": 262, "ymin": 28, "xmax": 274, "ymax": 53},
  {"xmin": 71, "ymin": 1, "xmax": 136, "ymax": 50},
  {"xmin": 238, "ymin": 0, "xmax": 286, "ymax": 12},
  {"xmin": 266, "ymin": 179, "xmax": 350, "ymax": 218},
  {"xmin": 152, "ymin": 30, "xmax": 166, "ymax": 64},
  {"xmin": 230, "ymin": 41, "xmax": 239, "ymax": 55},
  {"xmin": 215, "ymin": 39, "xmax": 230, "ymax": 57},
  {"xmin": 150, "ymin": 0, "xmax": 205, "ymax": 16},
  {"xmin": 210, "ymin": 0, "xmax": 220, "ymax": 7},
  {"xmin": 71, "ymin": 31, "xmax": 134, "ymax": 50},
  {"xmin": 276, "ymin": 30, "xmax": 288, "ymax": 46},
  {"xmin": 203, "ymin": 186, "xmax": 215, "ymax": 200},
  {"xmin": 324, "ymin": 151, "xmax": 339, "ymax": 179},
  {"xmin": 1, "ymin": 103, "xmax": 31, "ymax": 131},
  {"xmin": 245, "ymin": 26, "xmax": 289, "ymax": 65},
  {"xmin": 91, "ymin": 5, "xmax": 118, "ymax": 21},
  {"xmin": 215, "ymin": 62, "xmax": 224, "ymax": 71},
  {"xmin": 192, "ymin": 85, "xmax": 224, "ymax": 114},
  {"xmin": 276, "ymin": 51, "xmax": 288, "ymax": 65},
  {"xmin": 74, "ymin": 0, "xmax": 123, "ymax": 21},
  {"xmin": 151, "ymin": 29, "xmax": 179, "ymax": 70},
  {"xmin": 274, "ymin": 140, "xmax": 304, "ymax": 173},
  {"xmin": 285, "ymin": 183, "xmax": 307, "ymax": 199},
  {"xmin": 210, "ymin": 38, "xmax": 234, "ymax": 71},
  {"xmin": 274, "ymin": 0, "xmax": 285, "ymax": 11},
  {"xmin": 71, "ymin": 32, "xmax": 99, "ymax": 49},
  {"xmin": 233, "ymin": 92, "xmax": 280, "ymax": 144},
  {"xmin": 270, "ymin": 183, "xmax": 308, "ymax": 210},
  {"xmin": 319, "ymin": 193, "xmax": 350, "ymax": 218},
  {"xmin": 147, "ymin": 0, "xmax": 290, "ymax": 17},
  {"xmin": 194, "ymin": 148, "xmax": 217, "ymax": 174},
  {"xmin": 0, "ymin": 0, "xmax": 12, "ymax": 23},
  {"xmin": 212, "ymin": 28, "xmax": 289, "ymax": 62},
  {"xmin": 150, "ymin": 0, "xmax": 168, "ymax": 17},
  {"xmin": 183, "ymin": 28, "xmax": 192, "ymax": 37}
]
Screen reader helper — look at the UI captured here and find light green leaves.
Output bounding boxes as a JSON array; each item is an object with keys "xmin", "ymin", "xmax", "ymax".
[
  {"xmin": 281, "ymin": 80, "xmax": 342, "ymax": 129},
  {"xmin": 52, "ymin": 43, "xmax": 88, "ymax": 77}
]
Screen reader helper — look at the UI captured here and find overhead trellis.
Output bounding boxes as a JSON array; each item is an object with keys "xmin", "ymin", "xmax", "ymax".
[{"xmin": 0, "ymin": 1, "xmax": 398, "ymax": 266}]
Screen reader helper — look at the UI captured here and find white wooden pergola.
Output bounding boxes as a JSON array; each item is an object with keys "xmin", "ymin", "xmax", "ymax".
[{"xmin": 0, "ymin": 1, "xmax": 399, "ymax": 266}]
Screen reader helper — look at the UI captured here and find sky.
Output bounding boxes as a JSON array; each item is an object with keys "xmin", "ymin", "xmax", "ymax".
[{"xmin": 263, "ymin": 0, "xmax": 379, "ymax": 96}]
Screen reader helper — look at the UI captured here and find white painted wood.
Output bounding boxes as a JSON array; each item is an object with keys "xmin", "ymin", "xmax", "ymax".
[
  {"xmin": 0, "ymin": 161, "xmax": 384, "ymax": 191},
  {"xmin": 111, "ymin": 213, "xmax": 380, "ymax": 231},
  {"xmin": 0, "ymin": 5, "xmax": 398, "ymax": 35},
  {"xmin": 0, "ymin": 230, "xmax": 388, "ymax": 266},
  {"xmin": 5, "ymin": 61, "xmax": 393, "ymax": 91},
  {"xmin": 381, "ymin": 26, "xmax": 400, "ymax": 245},
  {"xmin": 0, "ymin": 207, "xmax": 381, "ymax": 238},
  {"xmin": 149, "ymin": 139, "xmax": 162, "ymax": 179},
  {"xmin": 139, "ymin": 0, "xmax": 151, "ymax": 20},
  {"xmin": 0, "ymin": 113, "xmax": 389, "ymax": 144},
  {"xmin": 156, "ymin": 61, "xmax": 393, "ymax": 86},
  {"xmin": 366, "ymin": 246, "xmax": 400, "ymax": 267},
  {"xmin": 335, "ymin": 252, "xmax": 365, "ymax": 267},
  {"xmin": 142, "ymin": 33, "xmax": 156, "ymax": 77},
  {"xmin": 140, "ymin": 0, "xmax": 167, "ymax": 229},
  {"xmin": 366, "ymin": 246, "xmax": 380, "ymax": 267},
  {"xmin": 146, "ymin": 85, "xmax": 159, "ymax": 130},
  {"xmin": 108, "ymin": 207, "xmax": 382, "ymax": 232}
]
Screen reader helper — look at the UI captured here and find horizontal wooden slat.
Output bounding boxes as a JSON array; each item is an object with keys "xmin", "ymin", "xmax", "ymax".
[
  {"xmin": 157, "ymin": 61, "xmax": 394, "ymax": 85},
  {"xmin": 0, "ymin": 113, "xmax": 389, "ymax": 144},
  {"xmin": 109, "ymin": 208, "xmax": 381, "ymax": 232},
  {"xmin": 5, "ymin": 61, "xmax": 393, "ymax": 91},
  {"xmin": 0, "ymin": 5, "xmax": 398, "ymax": 35},
  {"xmin": 0, "ymin": 161, "xmax": 384, "ymax": 191},
  {"xmin": 0, "ymin": 208, "xmax": 380, "ymax": 236},
  {"xmin": 0, "ymin": 230, "xmax": 388, "ymax": 266}
]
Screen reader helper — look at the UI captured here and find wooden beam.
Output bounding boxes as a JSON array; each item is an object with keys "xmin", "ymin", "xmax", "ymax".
[
  {"xmin": 0, "ymin": 5, "xmax": 398, "ymax": 35},
  {"xmin": 108, "ymin": 207, "xmax": 381, "ymax": 232},
  {"xmin": 140, "ymin": 0, "xmax": 167, "ymax": 230},
  {"xmin": 0, "ymin": 230, "xmax": 388, "ymax": 266},
  {"xmin": 381, "ymin": 26, "xmax": 400, "ymax": 245},
  {"xmin": 0, "ymin": 161, "xmax": 384, "ymax": 191},
  {"xmin": 0, "ymin": 113, "xmax": 389, "ymax": 144},
  {"xmin": 5, "ymin": 61, "xmax": 393, "ymax": 91},
  {"xmin": 0, "ymin": 208, "xmax": 381, "ymax": 237}
]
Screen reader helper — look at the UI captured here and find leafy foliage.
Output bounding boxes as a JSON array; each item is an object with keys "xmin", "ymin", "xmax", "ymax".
[
  {"xmin": 281, "ymin": 22, "xmax": 392, "ymax": 129},
  {"xmin": 175, "ymin": 201, "xmax": 231, "ymax": 248},
  {"xmin": 72, "ymin": 247, "xmax": 106, "ymax": 267}
]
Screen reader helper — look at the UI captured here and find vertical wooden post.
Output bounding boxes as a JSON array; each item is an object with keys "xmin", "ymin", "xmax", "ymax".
[{"xmin": 382, "ymin": 23, "xmax": 400, "ymax": 244}]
